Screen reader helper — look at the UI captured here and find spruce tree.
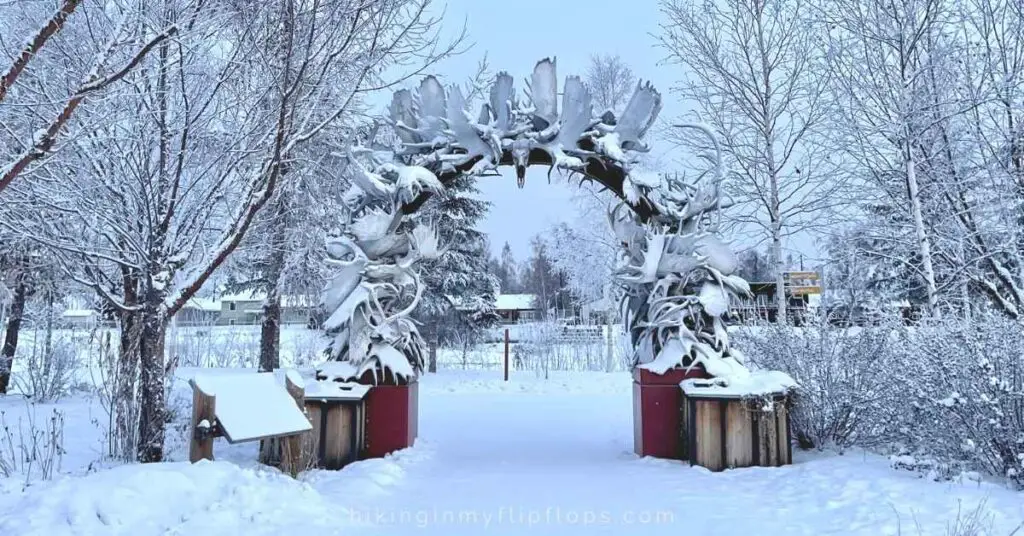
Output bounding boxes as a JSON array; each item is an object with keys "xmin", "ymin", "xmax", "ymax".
[{"xmin": 412, "ymin": 172, "xmax": 499, "ymax": 372}]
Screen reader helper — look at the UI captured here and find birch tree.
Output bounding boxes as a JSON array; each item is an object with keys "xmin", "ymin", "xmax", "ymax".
[
  {"xmin": 821, "ymin": 0, "xmax": 951, "ymax": 316},
  {"xmin": 584, "ymin": 54, "xmax": 637, "ymax": 115},
  {"xmin": 547, "ymin": 54, "xmax": 639, "ymax": 309},
  {"xmin": 659, "ymin": 0, "xmax": 839, "ymax": 324}
]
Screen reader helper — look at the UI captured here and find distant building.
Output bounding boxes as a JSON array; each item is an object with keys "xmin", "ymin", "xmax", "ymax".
[
  {"xmin": 61, "ymin": 292, "xmax": 321, "ymax": 328},
  {"xmin": 733, "ymin": 271, "xmax": 822, "ymax": 325},
  {"xmin": 60, "ymin": 308, "xmax": 97, "ymax": 327},
  {"xmin": 494, "ymin": 294, "xmax": 538, "ymax": 323},
  {"xmin": 216, "ymin": 292, "xmax": 318, "ymax": 326},
  {"xmin": 176, "ymin": 298, "xmax": 221, "ymax": 326}
]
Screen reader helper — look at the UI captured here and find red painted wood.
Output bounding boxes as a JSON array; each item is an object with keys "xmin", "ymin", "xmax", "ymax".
[
  {"xmin": 357, "ymin": 372, "xmax": 419, "ymax": 459},
  {"xmin": 632, "ymin": 366, "xmax": 707, "ymax": 459}
]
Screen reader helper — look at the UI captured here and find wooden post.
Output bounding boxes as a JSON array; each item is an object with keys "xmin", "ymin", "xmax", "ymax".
[
  {"xmin": 189, "ymin": 380, "xmax": 216, "ymax": 463},
  {"xmin": 503, "ymin": 328, "xmax": 510, "ymax": 381},
  {"xmin": 605, "ymin": 321, "xmax": 615, "ymax": 372},
  {"xmin": 279, "ymin": 374, "xmax": 306, "ymax": 476}
]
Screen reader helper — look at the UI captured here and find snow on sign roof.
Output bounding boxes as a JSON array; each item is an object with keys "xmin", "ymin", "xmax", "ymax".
[
  {"xmin": 495, "ymin": 294, "xmax": 537, "ymax": 311},
  {"xmin": 191, "ymin": 372, "xmax": 312, "ymax": 443}
]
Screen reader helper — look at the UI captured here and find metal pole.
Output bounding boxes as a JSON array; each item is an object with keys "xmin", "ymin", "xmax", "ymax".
[{"xmin": 503, "ymin": 328, "xmax": 510, "ymax": 381}]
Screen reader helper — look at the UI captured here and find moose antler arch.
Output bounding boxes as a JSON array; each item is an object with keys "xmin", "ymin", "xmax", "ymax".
[{"xmin": 320, "ymin": 58, "xmax": 752, "ymax": 387}]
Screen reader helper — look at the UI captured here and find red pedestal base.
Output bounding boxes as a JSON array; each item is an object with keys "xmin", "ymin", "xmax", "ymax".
[
  {"xmin": 357, "ymin": 372, "xmax": 419, "ymax": 459},
  {"xmin": 632, "ymin": 366, "xmax": 707, "ymax": 459}
]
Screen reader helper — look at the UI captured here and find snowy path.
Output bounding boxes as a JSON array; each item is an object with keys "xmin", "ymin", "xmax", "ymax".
[
  {"xmin": 1, "ymin": 372, "xmax": 1023, "ymax": 535},
  {"xmin": 335, "ymin": 382, "xmax": 1024, "ymax": 535}
]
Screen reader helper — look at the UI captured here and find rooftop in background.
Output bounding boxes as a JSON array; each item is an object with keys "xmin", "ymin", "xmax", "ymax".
[
  {"xmin": 449, "ymin": 293, "xmax": 538, "ymax": 312},
  {"xmin": 495, "ymin": 294, "xmax": 537, "ymax": 311}
]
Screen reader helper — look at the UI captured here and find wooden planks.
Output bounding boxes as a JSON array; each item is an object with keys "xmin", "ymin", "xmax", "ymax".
[
  {"xmin": 683, "ymin": 392, "xmax": 793, "ymax": 472},
  {"xmin": 304, "ymin": 404, "xmax": 323, "ymax": 469},
  {"xmin": 777, "ymin": 403, "xmax": 790, "ymax": 465},
  {"xmin": 189, "ymin": 382, "xmax": 216, "ymax": 463},
  {"xmin": 694, "ymin": 400, "xmax": 723, "ymax": 471},
  {"xmin": 323, "ymin": 405, "xmax": 354, "ymax": 469},
  {"xmin": 304, "ymin": 400, "xmax": 365, "ymax": 470},
  {"xmin": 725, "ymin": 401, "xmax": 753, "ymax": 468}
]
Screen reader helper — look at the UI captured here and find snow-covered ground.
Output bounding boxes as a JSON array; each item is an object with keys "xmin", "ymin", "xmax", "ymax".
[{"xmin": 1, "ymin": 370, "xmax": 1023, "ymax": 535}]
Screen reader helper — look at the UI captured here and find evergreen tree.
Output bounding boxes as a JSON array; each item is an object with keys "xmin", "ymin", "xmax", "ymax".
[
  {"xmin": 490, "ymin": 242, "xmax": 521, "ymax": 293},
  {"xmin": 412, "ymin": 172, "xmax": 499, "ymax": 371}
]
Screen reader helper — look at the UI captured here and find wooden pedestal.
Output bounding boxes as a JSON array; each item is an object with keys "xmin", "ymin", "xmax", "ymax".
[
  {"xmin": 682, "ymin": 392, "xmax": 792, "ymax": 471},
  {"xmin": 305, "ymin": 399, "xmax": 365, "ymax": 470}
]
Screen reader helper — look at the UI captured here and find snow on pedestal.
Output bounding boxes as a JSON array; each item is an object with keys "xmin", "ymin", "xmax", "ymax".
[{"xmin": 681, "ymin": 369, "xmax": 798, "ymax": 399}]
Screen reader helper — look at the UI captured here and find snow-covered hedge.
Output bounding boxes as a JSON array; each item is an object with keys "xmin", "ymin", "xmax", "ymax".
[
  {"xmin": 734, "ymin": 316, "xmax": 1024, "ymax": 489},
  {"xmin": 733, "ymin": 321, "xmax": 900, "ymax": 451},
  {"xmin": 888, "ymin": 315, "xmax": 1024, "ymax": 488}
]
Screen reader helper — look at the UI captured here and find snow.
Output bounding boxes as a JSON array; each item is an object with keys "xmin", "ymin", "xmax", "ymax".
[
  {"xmin": 316, "ymin": 360, "xmax": 366, "ymax": 382},
  {"xmin": 495, "ymin": 293, "xmax": 537, "ymax": 311},
  {"xmin": 682, "ymin": 369, "xmax": 798, "ymax": 398},
  {"xmin": 191, "ymin": 372, "xmax": 312, "ymax": 443},
  {"xmin": 0, "ymin": 461, "xmax": 366, "ymax": 536},
  {"xmin": 185, "ymin": 297, "xmax": 221, "ymax": 311},
  {"xmin": 272, "ymin": 367, "xmax": 307, "ymax": 390},
  {"xmin": 306, "ymin": 381, "xmax": 371, "ymax": 401},
  {"xmin": 60, "ymin": 309, "xmax": 94, "ymax": 318},
  {"xmin": 1, "ymin": 371, "xmax": 1022, "ymax": 535},
  {"xmin": 697, "ymin": 282, "xmax": 730, "ymax": 316}
]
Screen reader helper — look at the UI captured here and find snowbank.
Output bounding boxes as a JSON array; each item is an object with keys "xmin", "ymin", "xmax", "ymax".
[{"xmin": 0, "ymin": 461, "xmax": 366, "ymax": 536}]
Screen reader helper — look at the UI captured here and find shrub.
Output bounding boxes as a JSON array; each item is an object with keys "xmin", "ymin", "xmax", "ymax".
[
  {"xmin": 0, "ymin": 402, "xmax": 66, "ymax": 487},
  {"xmin": 733, "ymin": 318, "xmax": 901, "ymax": 451},
  {"xmin": 889, "ymin": 315, "xmax": 1024, "ymax": 489},
  {"xmin": 15, "ymin": 327, "xmax": 82, "ymax": 402}
]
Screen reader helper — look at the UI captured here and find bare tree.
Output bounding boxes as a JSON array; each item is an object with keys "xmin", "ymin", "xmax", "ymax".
[
  {"xmin": 658, "ymin": 0, "xmax": 839, "ymax": 323},
  {"xmin": 822, "ymin": 0, "xmax": 954, "ymax": 317},
  {"xmin": 7, "ymin": 0, "xmax": 460, "ymax": 462},
  {"xmin": 0, "ymin": 0, "xmax": 177, "ymax": 194},
  {"xmin": 584, "ymin": 54, "xmax": 637, "ymax": 114},
  {"xmin": 0, "ymin": 0, "xmax": 82, "ymax": 105}
]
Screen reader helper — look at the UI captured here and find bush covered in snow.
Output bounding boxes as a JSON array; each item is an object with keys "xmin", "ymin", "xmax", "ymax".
[
  {"xmin": 888, "ymin": 315, "xmax": 1024, "ymax": 488},
  {"xmin": 735, "ymin": 314, "xmax": 1024, "ymax": 489},
  {"xmin": 734, "ymin": 320, "xmax": 901, "ymax": 451}
]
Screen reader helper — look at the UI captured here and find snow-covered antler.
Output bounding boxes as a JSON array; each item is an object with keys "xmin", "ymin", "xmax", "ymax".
[{"xmin": 324, "ymin": 60, "xmax": 755, "ymax": 385}]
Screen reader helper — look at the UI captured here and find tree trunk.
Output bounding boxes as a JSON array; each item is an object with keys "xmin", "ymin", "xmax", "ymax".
[
  {"xmin": 905, "ymin": 149, "xmax": 939, "ymax": 316},
  {"xmin": 258, "ymin": 194, "xmax": 289, "ymax": 373},
  {"xmin": 772, "ymin": 228, "xmax": 786, "ymax": 325},
  {"xmin": 136, "ymin": 299, "xmax": 167, "ymax": 463},
  {"xmin": 259, "ymin": 295, "xmax": 282, "ymax": 373},
  {"xmin": 0, "ymin": 270, "xmax": 28, "ymax": 394},
  {"xmin": 426, "ymin": 320, "xmax": 438, "ymax": 373}
]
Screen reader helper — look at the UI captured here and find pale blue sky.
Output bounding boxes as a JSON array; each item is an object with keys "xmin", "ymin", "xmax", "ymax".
[
  {"xmin": 373, "ymin": 0, "xmax": 820, "ymax": 264},
  {"xmin": 389, "ymin": 0, "xmax": 682, "ymax": 262}
]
